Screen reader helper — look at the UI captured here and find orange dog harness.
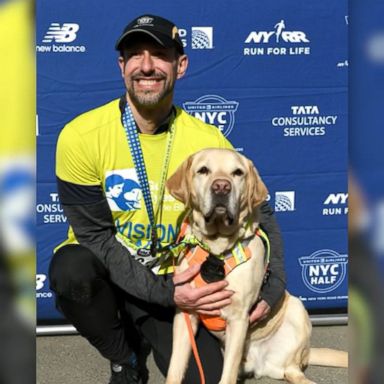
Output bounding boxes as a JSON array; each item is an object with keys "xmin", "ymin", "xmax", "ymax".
[{"xmin": 177, "ymin": 224, "xmax": 270, "ymax": 331}]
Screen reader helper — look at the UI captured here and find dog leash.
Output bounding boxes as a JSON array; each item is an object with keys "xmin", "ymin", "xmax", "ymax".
[{"xmin": 172, "ymin": 256, "xmax": 206, "ymax": 384}]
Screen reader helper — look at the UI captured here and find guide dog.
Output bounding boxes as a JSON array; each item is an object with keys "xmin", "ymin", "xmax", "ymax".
[{"xmin": 165, "ymin": 148, "xmax": 347, "ymax": 384}]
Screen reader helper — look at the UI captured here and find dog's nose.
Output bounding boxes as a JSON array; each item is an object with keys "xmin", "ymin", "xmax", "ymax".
[{"xmin": 211, "ymin": 179, "xmax": 231, "ymax": 195}]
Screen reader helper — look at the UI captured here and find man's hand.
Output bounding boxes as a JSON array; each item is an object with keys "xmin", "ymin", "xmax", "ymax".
[
  {"xmin": 173, "ymin": 264, "xmax": 234, "ymax": 316},
  {"xmin": 249, "ymin": 299, "xmax": 271, "ymax": 325}
]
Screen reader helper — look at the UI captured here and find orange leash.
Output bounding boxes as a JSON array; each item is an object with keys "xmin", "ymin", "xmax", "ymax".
[
  {"xmin": 183, "ymin": 311, "xmax": 206, "ymax": 384},
  {"xmin": 172, "ymin": 244, "xmax": 206, "ymax": 384}
]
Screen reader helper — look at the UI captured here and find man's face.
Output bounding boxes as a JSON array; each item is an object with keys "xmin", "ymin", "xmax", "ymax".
[{"xmin": 118, "ymin": 39, "xmax": 188, "ymax": 108}]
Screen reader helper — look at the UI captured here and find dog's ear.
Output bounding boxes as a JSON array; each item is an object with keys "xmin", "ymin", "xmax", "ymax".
[
  {"xmin": 166, "ymin": 155, "xmax": 194, "ymax": 205},
  {"xmin": 247, "ymin": 160, "xmax": 268, "ymax": 211}
]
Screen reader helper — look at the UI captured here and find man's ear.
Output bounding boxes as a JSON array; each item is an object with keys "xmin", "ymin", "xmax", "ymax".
[
  {"xmin": 176, "ymin": 54, "xmax": 188, "ymax": 79},
  {"xmin": 247, "ymin": 160, "xmax": 268, "ymax": 211},
  {"xmin": 166, "ymin": 155, "xmax": 194, "ymax": 205},
  {"xmin": 118, "ymin": 56, "xmax": 125, "ymax": 77}
]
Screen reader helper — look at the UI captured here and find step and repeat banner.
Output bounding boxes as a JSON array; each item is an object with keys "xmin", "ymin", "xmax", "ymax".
[{"xmin": 36, "ymin": 0, "xmax": 348, "ymax": 320}]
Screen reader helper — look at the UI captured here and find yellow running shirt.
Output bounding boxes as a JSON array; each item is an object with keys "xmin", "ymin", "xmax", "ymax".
[{"xmin": 56, "ymin": 98, "xmax": 232, "ymax": 267}]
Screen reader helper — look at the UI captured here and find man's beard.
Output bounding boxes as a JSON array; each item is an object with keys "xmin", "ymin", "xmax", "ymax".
[{"xmin": 127, "ymin": 75, "xmax": 173, "ymax": 107}]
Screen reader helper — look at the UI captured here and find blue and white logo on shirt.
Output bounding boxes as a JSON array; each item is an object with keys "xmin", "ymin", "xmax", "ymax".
[{"xmin": 105, "ymin": 169, "xmax": 142, "ymax": 212}]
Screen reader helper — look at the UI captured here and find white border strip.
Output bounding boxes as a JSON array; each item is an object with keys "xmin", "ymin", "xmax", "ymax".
[{"xmin": 36, "ymin": 314, "xmax": 347, "ymax": 336}]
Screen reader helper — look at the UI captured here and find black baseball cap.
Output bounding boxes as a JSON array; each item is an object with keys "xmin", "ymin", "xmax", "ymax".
[{"xmin": 115, "ymin": 14, "xmax": 184, "ymax": 54}]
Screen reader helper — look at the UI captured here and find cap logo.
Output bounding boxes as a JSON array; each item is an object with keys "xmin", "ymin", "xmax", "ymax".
[
  {"xmin": 137, "ymin": 16, "xmax": 154, "ymax": 26},
  {"xmin": 172, "ymin": 26, "xmax": 179, "ymax": 40}
]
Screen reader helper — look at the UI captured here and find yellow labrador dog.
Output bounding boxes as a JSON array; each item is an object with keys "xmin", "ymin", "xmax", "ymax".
[{"xmin": 165, "ymin": 148, "xmax": 347, "ymax": 384}]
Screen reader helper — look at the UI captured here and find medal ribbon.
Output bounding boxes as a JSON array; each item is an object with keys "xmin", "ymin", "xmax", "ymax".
[{"xmin": 122, "ymin": 102, "xmax": 175, "ymax": 258}]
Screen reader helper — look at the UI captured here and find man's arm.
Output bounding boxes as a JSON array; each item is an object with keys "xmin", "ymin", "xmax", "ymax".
[
  {"xmin": 249, "ymin": 200, "xmax": 286, "ymax": 323},
  {"xmin": 259, "ymin": 200, "xmax": 286, "ymax": 308},
  {"xmin": 58, "ymin": 179, "xmax": 176, "ymax": 307},
  {"xmin": 58, "ymin": 179, "xmax": 233, "ymax": 312}
]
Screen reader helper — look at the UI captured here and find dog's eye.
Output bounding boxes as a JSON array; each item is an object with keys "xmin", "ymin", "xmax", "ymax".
[
  {"xmin": 197, "ymin": 166, "xmax": 210, "ymax": 175},
  {"xmin": 232, "ymin": 168, "xmax": 244, "ymax": 177}
]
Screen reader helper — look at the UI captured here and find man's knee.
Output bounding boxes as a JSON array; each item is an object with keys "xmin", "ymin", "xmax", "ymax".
[{"xmin": 49, "ymin": 244, "xmax": 107, "ymax": 304}]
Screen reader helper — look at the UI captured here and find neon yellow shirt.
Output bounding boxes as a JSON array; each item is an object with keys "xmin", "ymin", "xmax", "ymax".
[{"xmin": 56, "ymin": 98, "xmax": 233, "ymax": 257}]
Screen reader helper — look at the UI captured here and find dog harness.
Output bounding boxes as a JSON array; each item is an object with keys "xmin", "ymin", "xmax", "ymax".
[{"xmin": 177, "ymin": 222, "xmax": 270, "ymax": 331}]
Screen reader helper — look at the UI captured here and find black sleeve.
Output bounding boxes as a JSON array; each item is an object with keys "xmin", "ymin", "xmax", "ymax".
[
  {"xmin": 258, "ymin": 201, "xmax": 286, "ymax": 308},
  {"xmin": 57, "ymin": 177, "xmax": 175, "ymax": 307}
]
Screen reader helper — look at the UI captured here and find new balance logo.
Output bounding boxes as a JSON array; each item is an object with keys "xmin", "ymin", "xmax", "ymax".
[{"xmin": 42, "ymin": 23, "xmax": 79, "ymax": 43}]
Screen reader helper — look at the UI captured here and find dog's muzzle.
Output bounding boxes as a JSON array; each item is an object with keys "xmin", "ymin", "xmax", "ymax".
[{"xmin": 204, "ymin": 179, "xmax": 235, "ymax": 224}]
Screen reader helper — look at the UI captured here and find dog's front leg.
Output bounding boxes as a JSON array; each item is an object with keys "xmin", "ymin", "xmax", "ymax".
[
  {"xmin": 166, "ymin": 309, "xmax": 199, "ymax": 384},
  {"xmin": 219, "ymin": 317, "xmax": 249, "ymax": 384}
]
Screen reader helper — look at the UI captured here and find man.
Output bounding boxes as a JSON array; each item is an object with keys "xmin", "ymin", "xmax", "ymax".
[{"xmin": 49, "ymin": 14, "xmax": 286, "ymax": 384}]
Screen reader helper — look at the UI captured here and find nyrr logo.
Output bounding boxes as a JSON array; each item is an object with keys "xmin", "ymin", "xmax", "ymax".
[
  {"xmin": 275, "ymin": 191, "xmax": 295, "ymax": 212},
  {"xmin": 183, "ymin": 95, "xmax": 239, "ymax": 137},
  {"xmin": 42, "ymin": 23, "xmax": 79, "ymax": 43},
  {"xmin": 37, "ymin": 22, "xmax": 86, "ymax": 53},
  {"xmin": 299, "ymin": 249, "xmax": 348, "ymax": 293},
  {"xmin": 36, "ymin": 274, "xmax": 53, "ymax": 299},
  {"xmin": 323, "ymin": 193, "xmax": 348, "ymax": 216},
  {"xmin": 244, "ymin": 20, "xmax": 310, "ymax": 56},
  {"xmin": 191, "ymin": 27, "xmax": 213, "ymax": 49}
]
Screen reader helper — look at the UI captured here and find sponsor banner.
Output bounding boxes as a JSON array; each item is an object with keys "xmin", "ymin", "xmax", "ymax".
[
  {"xmin": 37, "ymin": 22, "xmax": 86, "ymax": 53},
  {"xmin": 298, "ymin": 249, "xmax": 348, "ymax": 294},
  {"xmin": 36, "ymin": 273, "xmax": 54, "ymax": 300},
  {"xmin": 37, "ymin": 190, "xmax": 66, "ymax": 225},
  {"xmin": 271, "ymin": 105, "xmax": 338, "ymax": 138},
  {"xmin": 262, "ymin": 173, "xmax": 347, "ymax": 232},
  {"xmin": 36, "ymin": 265, "xmax": 63, "ymax": 320},
  {"xmin": 37, "ymin": 0, "xmax": 348, "ymax": 320},
  {"xmin": 178, "ymin": 26, "xmax": 214, "ymax": 49},
  {"xmin": 322, "ymin": 192, "xmax": 348, "ymax": 216},
  {"xmin": 243, "ymin": 19, "xmax": 311, "ymax": 57},
  {"xmin": 231, "ymin": 91, "xmax": 347, "ymax": 176},
  {"xmin": 283, "ymin": 229, "xmax": 348, "ymax": 309},
  {"xmin": 274, "ymin": 191, "xmax": 296, "ymax": 212},
  {"xmin": 183, "ymin": 95, "xmax": 239, "ymax": 138}
]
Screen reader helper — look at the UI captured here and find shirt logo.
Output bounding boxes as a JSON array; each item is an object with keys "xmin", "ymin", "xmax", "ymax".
[
  {"xmin": 42, "ymin": 23, "xmax": 80, "ymax": 43},
  {"xmin": 105, "ymin": 169, "xmax": 142, "ymax": 212}
]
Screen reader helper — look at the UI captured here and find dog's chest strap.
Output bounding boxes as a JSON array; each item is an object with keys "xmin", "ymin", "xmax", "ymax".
[
  {"xmin": 181, "ymin": 229, "xmax": 270, "ymax": 332},
  {"xmin": 183, "ymin": 229, "xmax": 269, "ymax": 279}
]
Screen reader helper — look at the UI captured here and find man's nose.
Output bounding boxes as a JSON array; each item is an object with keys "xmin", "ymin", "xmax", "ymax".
[
  {"xmin": 211, "ymin": 179, "xmax": 231, "ymax": 195},
  {"xmin": 140, "ymin": 52, "xmax": 155, "ymax": 73}
]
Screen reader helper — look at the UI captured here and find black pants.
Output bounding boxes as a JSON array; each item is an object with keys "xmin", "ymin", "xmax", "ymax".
[{"xmin": 49, "ymin": 244, "xmax": 223, "ymax": 383}]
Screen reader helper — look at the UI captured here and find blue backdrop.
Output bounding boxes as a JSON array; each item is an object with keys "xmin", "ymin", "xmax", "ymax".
[{"xmin": 36, "ymin": 0, "xmax": 348, "ymax": 321}]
